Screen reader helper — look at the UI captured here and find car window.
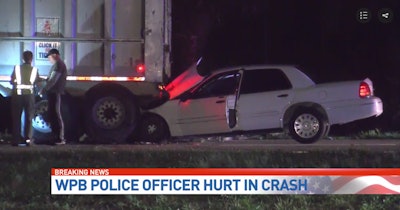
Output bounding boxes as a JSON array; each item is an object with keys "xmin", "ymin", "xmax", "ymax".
[
  {"xmin": 240, "ymin": 69, "xmax": 292, "ymax": 94},
  {"xmin": 191, "ymin": 72, "xmax": 240, "ymax": 99}
]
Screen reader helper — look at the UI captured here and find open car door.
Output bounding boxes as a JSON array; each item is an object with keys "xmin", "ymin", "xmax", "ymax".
[{"xmin": 225, "ymin": 70, "xmax": 243, "ymax": 129}]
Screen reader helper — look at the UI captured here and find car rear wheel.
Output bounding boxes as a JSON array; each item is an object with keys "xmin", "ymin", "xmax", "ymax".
[
  {"xmin": 85, "ymin": 90, "xmax": 139, "ymax": 144},
  {"xmin": 288, "ymin": 108, "xmax": 328, "ymax": 144},
  {"xmin": 137, "ymin": 114, "xmax": 169, "ymax": 143}
]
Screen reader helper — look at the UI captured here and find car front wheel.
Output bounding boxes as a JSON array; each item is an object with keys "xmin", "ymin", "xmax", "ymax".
[{"xmin": 137, "ymin": 114, "xmax": 169, "ymax": 144}]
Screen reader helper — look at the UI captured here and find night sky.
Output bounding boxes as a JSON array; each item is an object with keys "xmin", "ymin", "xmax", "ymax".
[{"xmin": 172, "ymin": 0, "xmax": 400, "ymax": 131}]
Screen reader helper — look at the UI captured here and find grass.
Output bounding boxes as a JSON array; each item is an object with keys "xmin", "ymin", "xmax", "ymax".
[
  {"xmin": 0, "ymin": 147, "xmax": 400, "ymax": 209},
  {"xmin": 355, "ymin": 129, "xmax": 400, "ymax": 139}
]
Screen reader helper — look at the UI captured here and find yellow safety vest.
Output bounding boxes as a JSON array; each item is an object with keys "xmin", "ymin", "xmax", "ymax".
[{"xmin": 14, "ymin": 65, "xmax": 38, "ymax": 95}]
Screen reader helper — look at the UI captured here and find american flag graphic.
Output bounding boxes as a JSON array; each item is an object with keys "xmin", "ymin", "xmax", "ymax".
[
  {"xmin": 302, "ymin": 176, "xmax": 400, "ymax": 194},
  {"xmin": 332, "ymin": 176, "xmax": 400, "ymax": 194}
]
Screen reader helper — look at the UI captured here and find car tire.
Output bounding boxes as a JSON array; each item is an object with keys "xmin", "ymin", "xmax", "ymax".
[
  {"xmin": 85, "ymin": 90, "xmax": 139, "ymax": 144},
  {"xmin": 32, "ymin": 94, "xmax": 84, "ymax": 144},
  {"xmin": 138, "ymin": 114, "xmax": 169, "ymax": 143},
  {"xmin": 288, "ymin": 108, "xmax": 328, "ymax": 144}
]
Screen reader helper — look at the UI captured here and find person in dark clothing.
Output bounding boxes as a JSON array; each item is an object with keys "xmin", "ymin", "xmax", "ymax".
[
  {"xmin": 10, "ymin": 51, "xmax": 40, "ymax": 146},
  {"xmin": 39, "ymin": 48, "xmax": 67, "ymax": 145}
]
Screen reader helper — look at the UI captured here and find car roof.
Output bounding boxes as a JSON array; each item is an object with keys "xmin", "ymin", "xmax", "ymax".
[
  {"xmin": 210, "ymin": 64, "xmax": 297, "ymax": 75},
  {"xmin": 209, "ymin": 64, "xmax": 315, "ymax": 88}
]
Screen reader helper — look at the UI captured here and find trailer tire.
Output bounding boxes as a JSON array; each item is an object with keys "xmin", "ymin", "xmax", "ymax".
[
  {"xmin": 85, "ymin": 90, "xmax": 139, "ymax": 144},
  {"xmin": 32, "ymin": 94, "xmax": 84, "ymax": 144}
]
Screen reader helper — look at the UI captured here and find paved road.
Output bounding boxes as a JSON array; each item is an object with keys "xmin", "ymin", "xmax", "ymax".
[{"xmin": 1, "ymin": 139, "xmax": 399, "ymax": 152}]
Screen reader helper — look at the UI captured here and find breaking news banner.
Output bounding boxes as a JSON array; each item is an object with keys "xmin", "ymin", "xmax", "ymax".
[{"xmin": 50, "ymin": 168, "xmax": 400, "ymax": 195}]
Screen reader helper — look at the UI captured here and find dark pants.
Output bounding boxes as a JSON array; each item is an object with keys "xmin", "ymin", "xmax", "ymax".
[
  {"xmin": 11, "ymin": 94, "xmax": 35, "ymax": 143},
  {"xmin": 47, "ymin": 93, "xmax": 64, "ymax": 141}
]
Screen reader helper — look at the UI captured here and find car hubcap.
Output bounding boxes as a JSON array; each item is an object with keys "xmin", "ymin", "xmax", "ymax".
[
  {"xmin": 92, "ymin": 97, "xmax": 126, "ymax": 129},
  {"xmin": 294, "ymin": 113, "xmax": 320, "ymax": 139},
  {"xmin": 32, "ymin": 101, "xmax": 52, "ymax": 133},
  {"xmin": 147, "ymin": 124, "xmax": 157, "ymax": 135}
]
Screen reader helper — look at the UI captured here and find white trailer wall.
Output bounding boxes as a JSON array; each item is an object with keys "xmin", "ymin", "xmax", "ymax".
[
  {"xmin": 0, "ymin": 0, "xmax": 145, "ymax": 77},
  {"xmin": 0, "ymin": 0, "xmax": 170, "ymax": 90}
]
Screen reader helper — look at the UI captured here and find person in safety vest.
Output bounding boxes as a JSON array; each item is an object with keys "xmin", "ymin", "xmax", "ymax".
[
  {"xmin": 39, "ymin": 48, "xmax": 67, "ymax": 145},
  {"xmin": 10, "ymin": 51, "xmax": 40, "ymax": 146}
]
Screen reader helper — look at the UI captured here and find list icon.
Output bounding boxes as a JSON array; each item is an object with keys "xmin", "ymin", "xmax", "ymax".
[{"xmin": 357, "ymin": 8, "xmax": 371, "ymax": 23}]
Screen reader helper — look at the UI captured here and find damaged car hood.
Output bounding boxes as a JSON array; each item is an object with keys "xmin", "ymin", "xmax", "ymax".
[{"xmin": 165, "ymin": 61, "xmax": 206, "ymax": 100}]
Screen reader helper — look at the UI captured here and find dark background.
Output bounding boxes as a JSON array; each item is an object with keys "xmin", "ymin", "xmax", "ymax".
[
  {"xmin": 0, "ymin": 0, "xmax": 399, "ymax": 135},
  {"xmin": 171, "ymin": 0, "xmax": 400, "ymax": 133}
]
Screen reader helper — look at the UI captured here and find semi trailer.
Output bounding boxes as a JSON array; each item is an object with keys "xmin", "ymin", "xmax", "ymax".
[{"xmin": 0, "ymin": 0, "xmax": 172, "ymax": 143}]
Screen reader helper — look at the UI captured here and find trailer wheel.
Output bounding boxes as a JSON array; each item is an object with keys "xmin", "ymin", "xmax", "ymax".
[
  {"xmin": 138, "ymin": 114, "xmax": 170, "ymax": 143},
  {"xmin": 288, "ymin": 108, "xmax": 328, "ymax": 144},
  {"xmin": 31, "ymin": 100, "xmax": 51, "ymax": 144},
  {"xmin": 32, "ymin": 95, "xmax": 83, "ymax": 144},
  {"xmin": 85, "ymin": 90, "xmax": 139, "ymax": 144}
]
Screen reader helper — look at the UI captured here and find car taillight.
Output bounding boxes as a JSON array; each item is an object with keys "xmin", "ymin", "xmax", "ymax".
[
  {"xmin": 359, "ymin": 81, "xmax": 371, "ymax": 98},
  {"xmin": 136, "ymin": 64, "xmax": 145, "ymax": 74}
]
